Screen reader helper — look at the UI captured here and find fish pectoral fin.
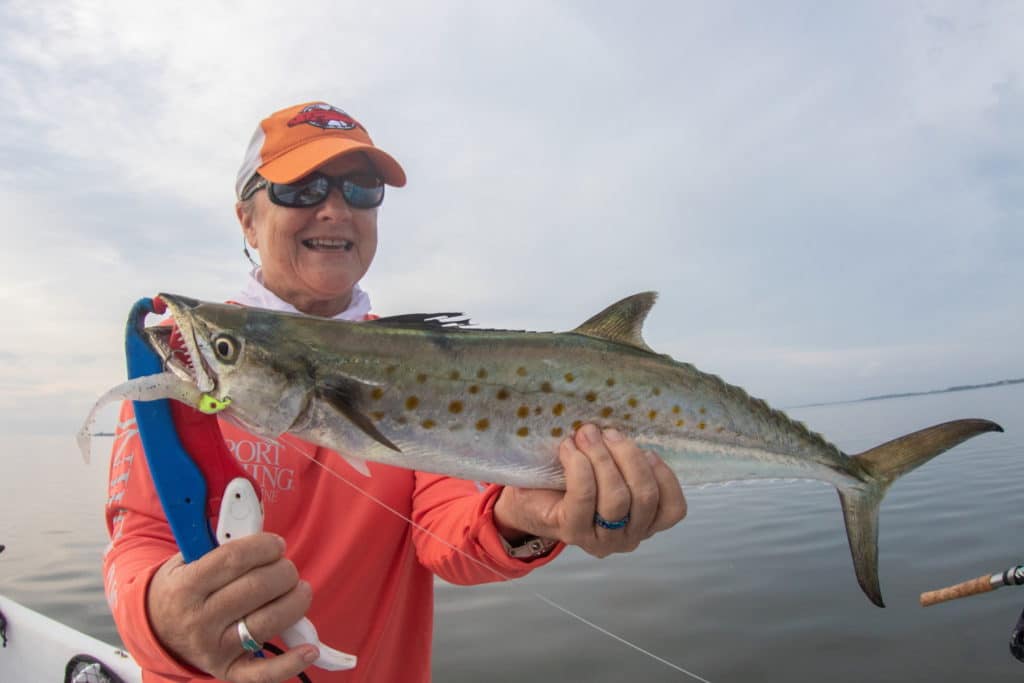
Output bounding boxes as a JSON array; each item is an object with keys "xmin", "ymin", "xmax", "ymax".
[
  {"xmin": 340, "ymin": 454, "xmax": 372, "ymax": 477},
  {"xmin": 318, "ymin": 380, "xmax": 402, "ymax": 453},
  {"xmin": 570, "ymin": 292, "xmax": 659, "ymax": 353}
]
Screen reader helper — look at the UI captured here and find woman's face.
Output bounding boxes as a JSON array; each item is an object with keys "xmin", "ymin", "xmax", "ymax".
[{"xmin": 237, "ymin": 154, "xmax": 379, "ymax": 317}]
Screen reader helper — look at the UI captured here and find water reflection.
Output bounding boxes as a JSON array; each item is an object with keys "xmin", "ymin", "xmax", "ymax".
[{"xmin": 1, "ymin": 386, "xmax": 1021, "ymax": 682}]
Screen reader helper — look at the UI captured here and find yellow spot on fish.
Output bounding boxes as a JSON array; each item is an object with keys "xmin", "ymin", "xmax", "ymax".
[
  {"xmin": 551, "ymin": 427, "xmax": 563, "ymax": 437},
  {"xmin": 553, "ymin": 403, "xmax": 565, "ymax": 416},
  {"xmin": 405, "ymin": 396, "xmax": 419, "ymax": 410},
  {"xmin": 564, "ymin": 372, "xmax": 575, "ymax": 383},
  {"xmin": 416, "ymin": 373, "xmax": 428, "ymax": 383},
  {"xmin": 517, "ymin": 405, "xmax": 530, "ymax": 419},
  {"xmin": 628, "ymin": 397, "xmax": 638, "ymax": 408},
  {"xmin": 496, "ymin": 388, "xmax": 510, "ymax": 400},
  {"xmin": 698, "ymin": 421, "xmax": 706, "ymax": 430},
  {"xmin": 600, "ymin": 407, "xmax": 613, "ymax": 418},
  {"xmin": 449, "ymin": 370, "xmax": 461, "ymax": 380},
  {"xmin": 517, "ymin": 426, "xmax": 529, "ymax": 437},
  {"xmin": 449, "ymin": 401, "xmax": 464, "ymax": 414},
  {"xmin": 421, "ymin": 419, "xmax": 436, "ymax": 429},
  {"xmin": 476, "ymin": 418, "xmax": 490, "ymax": 431},
  {"xmin": 468, "ymin": 385, "xmax": 480, "ymax": 394},
  {"xmin": 534, "ymin": 406, "xmax": 543, "ymax": 415},
  {"xmin": 623, "ymin": 413, "xmax": 632, "ymax": 421},
  {"xmin": 371, "ymin": 411, "xmax": 385, "ymax": 420},
  {"xmin": 606, "ymin": 378, "xmax": 616, "ymax": 387},
  {"xmin": 371, "ymin": 388, "xmax": 384, "ymax": 400},
  {"xmin": 649, "ymin": 410, "xmax": 658, "ymax": 421},
  {"xmin": 517, "ymin": 367, "xmax": 528, "ymax": 377},
  {"xmin": 653, "ymin": 387, "xmax": 661, "ymax": 396},
  {"xmin": 676, "ymin": 419, "xmax": 684, "ymax": 427},
  {"xmin": 672, "ymin": 405, "xmax": 681, "ymax": 414},
  {"xmin": 585, "ymin": 391, "xmax": 597, "ymax": 402},
  {"xmin": 477, "ymin": 368, "xmax": 488, "ymax": 379},
  {"xmin": 571, "ymin": 420, "xmax": 583, "ymax": 431},
  {"xmin": 699, "ymin": 407, "xmax": 707, "ymax": 415},
  {"xmin": 386, "ymin": 365, "xmax": 397, "ymax": 375},
  {"xmin": 541, "ymin": 381, "xmax": 553, "ymax": 393}
]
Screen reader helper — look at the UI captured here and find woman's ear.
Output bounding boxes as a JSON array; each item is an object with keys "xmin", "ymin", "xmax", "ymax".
[{"xmin": 236, "ymin": 201, "xmax": 257, "ymax": 249}]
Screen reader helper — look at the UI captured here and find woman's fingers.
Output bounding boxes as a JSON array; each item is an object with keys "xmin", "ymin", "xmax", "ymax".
[
  {"xmin": 146, "ymin": 533, "xmax": 311, "ymax": 680},
  {"xmin": 183, "ymin": 534, "xmax": 287, "ymax": 594},
  {"xmin": 225, "ymin": 643, "xmax": 320, "ymax": 683},
  {"xmin": 215, "ymin": 578, "xmax": 313, "ymax": 654},
  {"xmin": 599, "ymin": 429, "xmax": 662, "ymax": 548},
  {"xmin": 557, "ymin": 436, "xmax": 599, "ymax": 545},
  {"xmin": 560, "ymin": 424, "xmax": 687, "ymax": 557},
  {"xmin": 205, "ymin": 552, "xmax": 301, "ymax": 624},
  {"xmin": 575, "ymin": 425, "xmax": 632, "ymax": 532},
  {"xmin": 645, "ymin": 453, "xmax": 687, "ymax": 535}
]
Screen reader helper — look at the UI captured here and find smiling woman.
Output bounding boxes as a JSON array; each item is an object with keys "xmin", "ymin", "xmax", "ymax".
[
  {"xmin": 237, "ymin": 154, "xmax": 383, "ymax": 318},
  {"xmin": 233, "ymin": 103, "xmax": 404, "ymax": 319},
  {"xmin": 100, "ymin": 101, "xmax": 687, "ymax": 683}
]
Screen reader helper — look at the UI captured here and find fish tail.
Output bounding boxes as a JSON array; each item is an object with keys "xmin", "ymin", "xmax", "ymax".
[{"xmin": 838, "ymin": 418, "xmax": 1003, "ymax": 607}]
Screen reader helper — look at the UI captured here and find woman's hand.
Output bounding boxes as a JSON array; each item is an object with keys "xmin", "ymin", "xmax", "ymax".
[
  {"xmin": 494, "ymin": 424, "xmax": 687, "ymax": 557},
  {"xmin": 146, "ymin": 533, "xmax": 318, "ymax": 682}
]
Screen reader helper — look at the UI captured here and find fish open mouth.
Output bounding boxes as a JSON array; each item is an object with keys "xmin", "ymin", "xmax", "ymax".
[{"xmin": 144, "ymin": 295, "xmax": 216, "ymax": 393}]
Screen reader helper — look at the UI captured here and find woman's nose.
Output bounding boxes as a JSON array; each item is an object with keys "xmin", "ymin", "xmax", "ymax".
[{"xmin": 315, "ymin": 186, "xmax": 353, "ymax": 220}]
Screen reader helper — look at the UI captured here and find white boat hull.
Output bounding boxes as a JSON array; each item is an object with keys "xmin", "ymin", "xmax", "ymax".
[{"xmin": 0, "ymin": 594, "xmax": 141, "ymax": 682}]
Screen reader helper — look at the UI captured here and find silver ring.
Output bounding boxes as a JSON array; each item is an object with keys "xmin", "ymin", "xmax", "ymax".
[
  {"xmin": 237, "ymin": 618, "xmax": 262, "ymax": 654},
  {"xmin": 594, "ymin": 512, "xmax": 630, "ymax": 530}
]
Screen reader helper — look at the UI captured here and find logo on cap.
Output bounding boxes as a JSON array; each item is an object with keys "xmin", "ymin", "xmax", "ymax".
[{"xmin": 287, "ymin": 103, "xmax": 359, "ymax": 130}]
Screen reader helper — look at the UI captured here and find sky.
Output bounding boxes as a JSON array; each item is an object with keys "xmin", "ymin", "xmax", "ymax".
[{"xmin": 0, "ymin": 0, "xmax": 1021, "ymax": 438}]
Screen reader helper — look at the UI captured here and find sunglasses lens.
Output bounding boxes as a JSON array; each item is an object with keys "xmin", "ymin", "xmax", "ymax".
[
  {"xmin": 268, "ymin": 173, "xmax": 384, "ymax": 208},
  {"xmin": 342, "ymin": 175, "xmax": 385, "ymax": 209},
  {"xmin": 270, "ymin": 175, "xmax": 330, "ymax": 207}
]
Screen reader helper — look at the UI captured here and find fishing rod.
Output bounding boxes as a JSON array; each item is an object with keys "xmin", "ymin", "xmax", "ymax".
[
  {"xmin": 920, "ymin": 563, "xmax": 1024, "ymax": 663},
  {"xmin": 920, "ymin": 564, "xmax": 1024, "ymax": 607}
]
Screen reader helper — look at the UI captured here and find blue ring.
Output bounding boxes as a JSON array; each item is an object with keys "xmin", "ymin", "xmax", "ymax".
[{"xmin": 594, "ymin": 512, "xmax": 630, "ymax": 530}]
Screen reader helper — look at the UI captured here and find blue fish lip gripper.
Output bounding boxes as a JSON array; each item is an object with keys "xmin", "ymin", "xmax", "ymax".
[
  {"xmin": 120, "ymin": 296, "xmax": 360, "ymax": 671},
  {"xmin": 124, "ymin": 296, "xmax": 216, "ymax": 563}
]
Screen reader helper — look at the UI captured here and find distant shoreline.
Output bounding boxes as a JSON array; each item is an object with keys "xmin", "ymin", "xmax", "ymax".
[{"xmin": 791, "ymin": 377, "xmax": 1024, "ymax": 409}]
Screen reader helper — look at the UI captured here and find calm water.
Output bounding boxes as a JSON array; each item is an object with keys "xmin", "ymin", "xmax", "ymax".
[{"xmin": 1, "ymin": 385, "xmax": 1022, "ymax": 682}]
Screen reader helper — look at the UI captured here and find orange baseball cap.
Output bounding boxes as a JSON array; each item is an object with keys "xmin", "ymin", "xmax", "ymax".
[{"xmin": 235, "ymin": 101, "xmax": 406, "ymax": 199}]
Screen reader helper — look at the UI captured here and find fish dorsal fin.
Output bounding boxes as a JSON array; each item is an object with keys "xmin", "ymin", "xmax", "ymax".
[
  {"xmin": 370, "ymin": 312, "xmax": 471, "ymax": 328},
  {"xmin": 570, "ymin": 292, "xmax": 658, "ymax": 353},
  {"xmin": 369, "ymin": 313, "xmax": 525, "ymax": 334}
]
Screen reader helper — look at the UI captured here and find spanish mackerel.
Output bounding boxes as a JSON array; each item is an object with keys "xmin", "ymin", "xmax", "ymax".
[{"xmin": 141, "ymin": 292, "xmax": 1002, "ymax": 607}]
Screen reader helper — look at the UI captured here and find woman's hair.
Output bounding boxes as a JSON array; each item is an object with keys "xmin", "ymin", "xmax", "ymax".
[{"xmin": 237, "ymin": 173, "xmax": 262, "ymax": 218}]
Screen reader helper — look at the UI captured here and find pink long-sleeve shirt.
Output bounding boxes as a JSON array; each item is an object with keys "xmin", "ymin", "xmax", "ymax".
[{"xmin": 104, "ymin": 376, "xmax": 561, "ymax": 682}]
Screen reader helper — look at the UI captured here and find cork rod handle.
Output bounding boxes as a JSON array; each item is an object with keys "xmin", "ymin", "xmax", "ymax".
[{"xmin": 920, "ymin": 574, "xmax": 994, "ymax": 607}]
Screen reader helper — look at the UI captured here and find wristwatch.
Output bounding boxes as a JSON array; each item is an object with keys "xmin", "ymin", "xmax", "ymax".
[{"xmin": 501, "ymin": 535, "xmax": 558, "ymax": 559}]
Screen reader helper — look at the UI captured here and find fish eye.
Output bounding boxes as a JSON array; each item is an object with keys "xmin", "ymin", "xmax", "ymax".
[{"xmin": 212, "ymin": 334, "xmax": 239, "ymax": 362}]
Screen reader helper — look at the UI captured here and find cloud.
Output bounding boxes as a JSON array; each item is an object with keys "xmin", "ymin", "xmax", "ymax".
[{"xmin": 0, "ymin": 1, "xmax": 1020, "ymax": 435}]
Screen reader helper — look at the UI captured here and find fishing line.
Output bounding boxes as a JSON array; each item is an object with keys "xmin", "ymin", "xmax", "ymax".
[{"xmin": 278, "ymin": 435, "xmax": 713, "ymax": 683}]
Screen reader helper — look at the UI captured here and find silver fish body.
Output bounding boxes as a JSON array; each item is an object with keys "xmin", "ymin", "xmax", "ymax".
[{"xmin": 148, "ymin": 292, "xmax": 1003, "ymax": 607}]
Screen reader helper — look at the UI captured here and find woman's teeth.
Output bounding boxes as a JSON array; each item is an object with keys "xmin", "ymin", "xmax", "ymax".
[{"xmin": 303, "ymin": 238, "xmax": 354, "ymax": 251}]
